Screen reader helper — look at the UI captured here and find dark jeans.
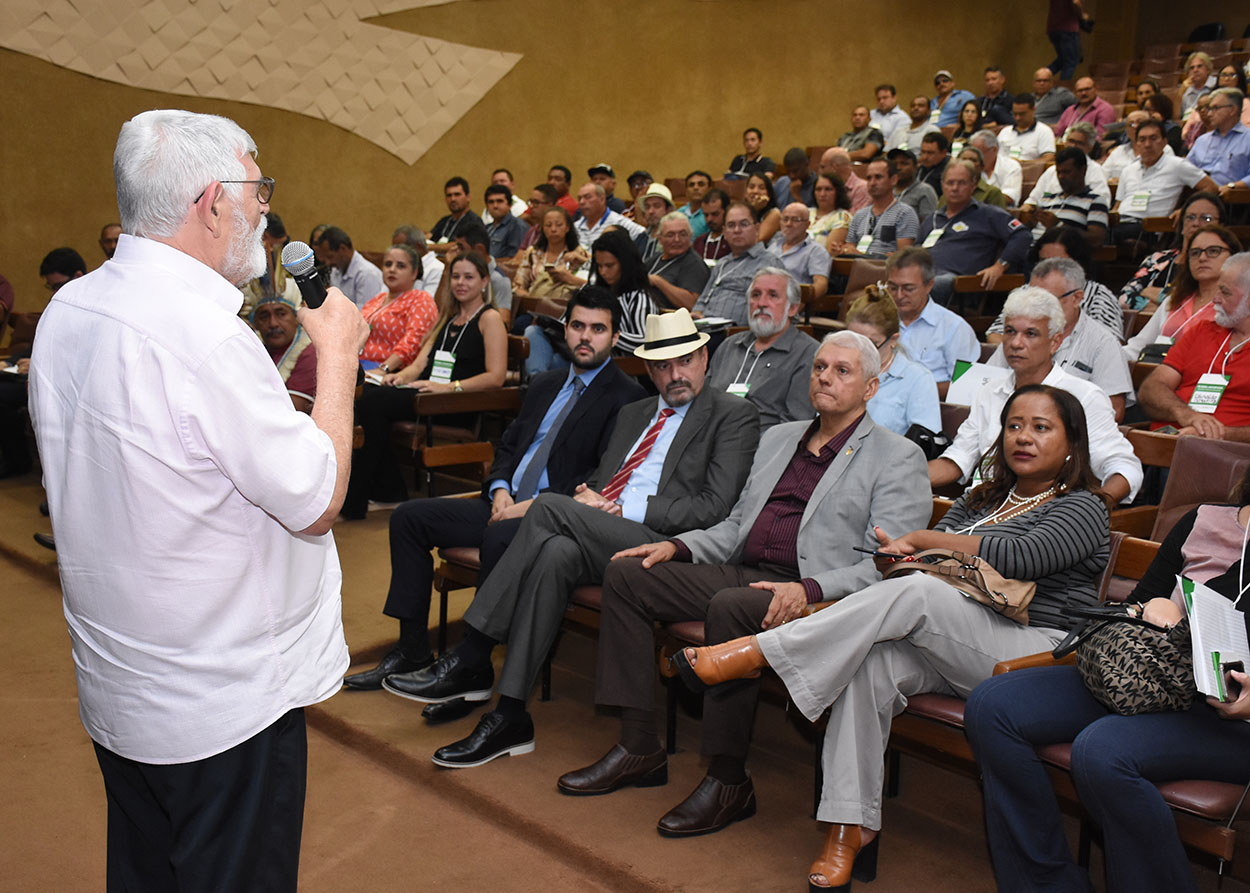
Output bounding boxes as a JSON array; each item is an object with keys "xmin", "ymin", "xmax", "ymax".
[
  {"xmin": 93, "ymin": 708, "xmax": 307, "ymax": 893},
  {"xmin": 966, "ymin": 667, "xmax": 1250, "ymax": 893},
  {"xmin": 1048, "ymin": 30, "xmax": 1083, "ymax": 80}
]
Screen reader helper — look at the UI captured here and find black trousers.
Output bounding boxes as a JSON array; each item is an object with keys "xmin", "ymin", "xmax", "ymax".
[
  {"xmin": 383, "ymin": 496, "xmax": 523, "ymax": 653},
  {"xmin": 93, "ymin": 708, "xmax": 307, "ymax": 893}
]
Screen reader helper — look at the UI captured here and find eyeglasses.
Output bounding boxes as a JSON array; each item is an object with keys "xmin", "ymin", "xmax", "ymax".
[
  {"xmin": 1057, "ymin": 287, "xmax": 1083, "ymax": 301},
  {"xmin": 723, "ymin": 220, "xmax": 756, "ymax": 231},
  {"xmin": 1208, "ymin": 103, "xmax": 1237, "ymax": 113},
  {"xmin": 1189, "ymin": 245, "xmax": 1232, "ymax": 260},
  {"xmin": 1184, "ymin": 213, "xmax": 1218, "ymax": 225},
  {"xmin": 193, "ymin": 177, "xmax": 275, "ymax": 205},
  {"xmin": 884, "ymin": 282, "xmax": 921, "ymax": 296}
]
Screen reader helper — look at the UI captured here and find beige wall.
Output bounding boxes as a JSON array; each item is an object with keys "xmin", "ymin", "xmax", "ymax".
[
  {"xmin": 1, "ymin": 1, "xmax": 1065, "ymax": 311},
  {"xmin": 1135, "ymin": 2, "xmax": 1242, "ymax": 49}
]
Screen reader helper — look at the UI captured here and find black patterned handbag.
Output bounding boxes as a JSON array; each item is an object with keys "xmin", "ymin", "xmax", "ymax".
[{"xmin": 1053, "ymin": 604, "xmax": 1198, "ymax": 715}]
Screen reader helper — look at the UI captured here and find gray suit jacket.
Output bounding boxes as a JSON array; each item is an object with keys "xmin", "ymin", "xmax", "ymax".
[
  {"xmin": 588, "ymin": 386, "xmax": 761, "ymax": 535},
  {"xmin": 678, "ymin": 415, "xmax": 932, "ymax": 601}
]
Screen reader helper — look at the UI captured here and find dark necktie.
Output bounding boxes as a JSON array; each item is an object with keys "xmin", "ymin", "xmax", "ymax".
[{"xmin": 513, "ymin": 377, "xmax": 586, "ymax": 501}]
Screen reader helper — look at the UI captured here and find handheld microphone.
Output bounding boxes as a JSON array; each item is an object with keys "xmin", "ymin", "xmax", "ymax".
[{"xmin": 280, "ymin": 241, "xmax": 327, "ymax": 309}]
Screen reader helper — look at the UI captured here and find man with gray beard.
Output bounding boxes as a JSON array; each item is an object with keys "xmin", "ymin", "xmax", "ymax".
[{"xmin": 706, "ymin": 268, "xmax": 819, "ymax": 427}]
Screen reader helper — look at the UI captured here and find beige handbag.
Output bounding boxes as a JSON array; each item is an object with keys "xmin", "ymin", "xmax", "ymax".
[{"xmin": 883, "ymin": 549, "xmax": 1036, "ymax": 625}]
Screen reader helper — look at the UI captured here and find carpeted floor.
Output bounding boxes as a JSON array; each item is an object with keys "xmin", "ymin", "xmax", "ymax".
[{"xmin": 4, "ymin": 468, "xmax": 1248, "ymax": 891}]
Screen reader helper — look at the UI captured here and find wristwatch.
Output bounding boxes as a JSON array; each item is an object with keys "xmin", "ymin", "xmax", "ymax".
[{"xmin": 453, "ymin": 380, "xmax": 463, "ymax": 392}]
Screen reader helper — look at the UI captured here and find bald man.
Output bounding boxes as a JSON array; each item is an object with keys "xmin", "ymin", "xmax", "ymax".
[
  {"xmin": 820, "ymin": 147, "xmax": 870, "ymax": 212},
  {"xmin": 1056, "ymin": 76, "xmax": 1116, "ymax": 138}
]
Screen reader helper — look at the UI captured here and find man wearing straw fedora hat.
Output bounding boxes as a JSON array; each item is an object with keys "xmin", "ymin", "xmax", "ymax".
[{"xmin": 384, "ymin": 308, "xmax": 761, "ymax": 768}]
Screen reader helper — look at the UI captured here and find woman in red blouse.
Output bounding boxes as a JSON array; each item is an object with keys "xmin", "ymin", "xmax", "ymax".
[{"xmin": 359, "ymin": 245, "xmax": 438, "ymax": 373}]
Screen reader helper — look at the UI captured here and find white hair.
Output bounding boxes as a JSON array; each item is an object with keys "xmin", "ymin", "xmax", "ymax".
[
  {"xmin": 969, "ymin": 129, "xmax": 999, "ymax": 150},
  {"xmin": 1226, "ymin": 252, "xmax": 1250, "ymax": 293},
  {"xmin": 659, "ymin": 211, "xmax": 691, "ymax": 231},
  {"xmin": 1002, "ymin": 286, "xmax": 1066, "ymax": 338},
  {"xmin": 1031, "ymin": 257, "xmax": 1085, "ymax": 293},
  {"xmin": 821, "ymin": 330, "xmax": 881, "ymax": 380},
  {"xmin": 751, "ymin": 266, "xmax": 801, "ymax": 307},
  {"xmin": 114, "ymin": 109, "xmax": 256, "ymax": 238}
]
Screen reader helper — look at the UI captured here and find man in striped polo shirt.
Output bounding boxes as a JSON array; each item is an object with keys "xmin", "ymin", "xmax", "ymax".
[{"xmin": 1019, "ymin": 147, "xmax": 1110, "ymax": 246}]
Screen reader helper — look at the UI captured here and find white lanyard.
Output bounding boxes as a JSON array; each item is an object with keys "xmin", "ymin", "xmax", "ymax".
[
  {"xmin": 1237, "ymin": 507, "xmax": 1250, "ymax": 609},
  {"xmin": 1204, "ymin": 331, "xmax": 1250, "ymax": 378},
  {"xmin": 649, "ymin": 255, "xmax": 679, "ymax": 279},
  {"xmin": 733, "ymin": 348, "xmax": 764, "ymax": 385},
  {"xmin": 702, "ymin": 236, "xmax": 723, "ymax": 260},
  {"xmin": 440, "ymin": 304, "xmax": 484, "ymax": 354}
]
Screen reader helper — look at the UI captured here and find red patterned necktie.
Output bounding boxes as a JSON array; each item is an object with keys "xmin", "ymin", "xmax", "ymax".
[{"xmin": 601, "ymin": 409, "xmax": 676, "ymax": 502}]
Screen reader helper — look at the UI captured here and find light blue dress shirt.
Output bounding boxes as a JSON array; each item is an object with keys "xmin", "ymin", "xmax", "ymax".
[
  {"xmin": 931, "ymin": 89, "xmax": 976, "ymax": 127},
  {"xmin": 1187, "ymin": 123, "xmax": 1250, "ymax": 187},
  {"xmin": 617, "ymin": 398, "xmax": 692, "ymax": 523},
  {"xmin": 866, "ymin": 349, "xmax": 941, "ymax": 435},
  {"xmin": 898, "ymin": 297, "xmax": 981, "ymax": 382}
]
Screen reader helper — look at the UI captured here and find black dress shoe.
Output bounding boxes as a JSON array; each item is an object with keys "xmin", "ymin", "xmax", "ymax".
[
  {"xmin": 381, "ymin": 651, "xmax": 494, "ymax": 704},
  {"xmin": 33, "ymin": 532, "xmax": 55, "ymax": 551},
  {"xmin": 656, "ymin": 774, "xmax": 756, "ymax": 837},
  {"xmin": 342, "ymin": 646, "xmax": 434, "ymax": 691},
  {"xmin": 431, "ymin": 710, "xmax": 534, "ymax": 768},
  {"xmin": 39, "ymin": 500, "xmax": 49, "ymax": 517},
  {"xmin": 557, "ymin": 744, "xmax": 667, "ymax": 796},
  {"xmin": 421, "ymin": 698, "xmax": 482, "ymax": 724}
]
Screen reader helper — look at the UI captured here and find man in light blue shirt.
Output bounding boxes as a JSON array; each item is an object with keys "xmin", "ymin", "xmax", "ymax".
[
  {"xmin": 930, "ymin": 70, "xmax": 976, "ymax": 128},
  {"xmin": 889, "ymin": 247, "xmax": 980, "ymax": 398},
  {"xmin": 1187, "ymin": 88, "xmax": 1250, "ymax": 192}
]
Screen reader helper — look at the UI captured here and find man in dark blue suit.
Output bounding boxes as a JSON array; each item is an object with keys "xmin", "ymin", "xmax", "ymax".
[{"xmin": 343, "ymin": 286, "xmax": 645, "ymax": 691}]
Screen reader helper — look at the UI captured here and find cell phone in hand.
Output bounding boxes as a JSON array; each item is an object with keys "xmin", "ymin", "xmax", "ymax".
[{"xmin": 1222, "ymin": 661, "xmax": 1244, "ymax": 702}]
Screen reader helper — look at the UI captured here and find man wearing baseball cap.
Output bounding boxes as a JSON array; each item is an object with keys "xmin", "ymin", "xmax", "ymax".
[
  {"xmin": 588, "ymin": 162, "xmax": 627, "ymax": 213},
  {"xmin": 930, "ymin": 70, "xmax": 975, "ymax": 128}
]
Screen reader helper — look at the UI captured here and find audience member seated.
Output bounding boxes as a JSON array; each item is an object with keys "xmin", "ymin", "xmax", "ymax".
[
  {"xmin": 889, "ymin": 148, "xmax": 939, "ymax": 220},
  {"xmin": 670, "ymin": 382, "xmax": 1108, "ymax": 891},
  {"xmin": 341, "ymin": 286, "xmax": 646, "ymax": 691},
  {"xmin": 1031, "ymin": 66, "xmax": 1076, "ymax": 127},
  {"xmin": 885, "ymin": 95, "xmax": 941, "ymax": 153},
  {"xmin": 1181, "ymin": 93, "xmax": 1216, "ymax": 153},
  {"xmin": 846, "ymin": 288, "xmax": 940, "ymax": 435},
  {"xmin": 633, "ymin": 184, "xmax": 675, "ymax": 263},
  {"xmin": 745, "ymin": 172, "xmax": 782, "ymax": 245},
  {"xmin": 514, "ymin": 185, "xmax": 558, "ymax": 255},
  {"xmin": 969, "ymin": 130, "xmax": 1023, "ymax": 205},
  {"xmin": 887, "ymin": 247, "xmax": 979, "ymax": 398},
  {"xmin": 511, "ymin": 207, "xmax": 589, "ymax": 305},
  {"xmin": 1113, "ymin": 121, "xmax": 1217, "ymax": 245},
  {"xmin": 1101, "ymin": 110, "xmax": 1150, "ymax": 179},
  {"xmin": 1119, "ymin": 192, "xmax": 1224, "ymax": 312},
  {"xmin": 833, "ymin": 158, "xmax": 919, "ymax": 258},
  {"xmin": 1216, "ymin": 63, "xmax": 1250, "ymax": 125},
  {"xmin": 950, "ymin": 100, "xmax": 986, "ymax": 150},
  {"xmin": 966, "ymin": 466, "xmax": 1250, "ymax": 893},
  {"xmin": 705, "ymin": 268, "xmax": 819, "ymax": 427},
  {"xmin": 916, "ymin": 160, "xmax": 1030, "ymax": 303},
  {"xmin": 1124, "ymin": 223, "xmax": 1241, "ymax": 361},
  {"xmin": 433, "ymin": 223, "xmax": 513, "ymax": 317},
  {"xmin": 622, "ymin": 170, "xmax": 652, "ymax": 222},
  {"xmin": 574, "ymin": 182, "xmax": 644, "ymax": 249},
  {"xmin": 558, "ymin": 330, "xmax": 930, "ymax": 839},
  {"xmin": 250, "ymin": 293, "xmax": 317, "ymax": 413},
  {"xmin": 1018, "ymin": 147, "xmax": 1109, "ymax": 245},
  {"xmin": 692, "ymin": 202, "xmax": 782, "ymax": 324},
  {"xmin": 978, "ymin": 66, "xmax": 1015, "ymax": 125},
  {"xmin": 98, "ymin": 223, "xmax": 121, "ymax": 260},
  {"xmin": 916, "ymin": 133, "xmax": 951, "ymax": 198},
  {"xmin": 777, "ymin": 148, "xmax": 818, "ymax": 208},
  {"xmin": 1060, "ymin": 122, "xmax": 1112, "ymax": 192},
  {"xmin": 392, "ymin": 224, "xmax": 444, "ymax": 295},
  {"xmin": 930, "ymin": 69, "xmax": 976, "ymax": 127},
  {"xmin": 871, "ymin": 84, "xmax": 911, "ymax": 146},
  {"xmin": 1180, "ymin": 51, "xmax": 1217, "ymax": 120},
  {"xmin": 483, "ymin": 184, "xmax": 528, "ymax": 260},
  {"xmin": 429, "ymin": 176, "xmax": 484, "ymax": 253},
  {"xmin": 807, "ymin": 173, "xmax": 853, "ymax": 248},
  {"xmin": 344, "ymin": 252, "xmax": 508, "ymax": 519},
  {"xmin": 1056, "ymin": 76, "xmax": 1116, "ymax": 139},
  {"xmin": 838, "ymin": 105, "xmax": 885, "ymax": 162},
  {"xmin": 726, "ymin": 128, "xmax": 776, "ymax": 180},
  {"xmin": 526, "ymin": 230, "xmax": 654, "ymax": 377},
  {"xmin": 382, "ymin": 309, "xmax": 761, "ymax": 768},
  {"xmin": 821, "ymin": 147, "xmax": 871, "ymax": 212},
  {"xmin": 932, "ymin": 287, "xmax": 1141, "ymax": 503},
  {"xmin": 680, "ymin": 170, "xmax": 713, "ymax": 238},
  {"xmin": 768, "ymin": 203, "xmax": 829, "ymax": 299},
  {"xmin": 987, "ymin": 257, "xmax": 1131, "ymax": 420},
  {"xmin": 588, "ymin": 163, "xmax": 627, "ymax": 214},
  {"xmin": 987, "ymin": 225, "xmax": 1124, "ymax": 342},
  {"xmin": 646, "ymin": 213, "xmax": 710, "ymax": 311},
  {"xmin": 359, "ymin": 244, "xmax": 438, "ymax": 380},
  {"xmin": 487, "ymin": 169, "xmax": 528, "ymax": 216},
  {"xmin": 313, "ymin": 225, "xmax": 384, "ymax": 310},
  {"xmin": 693, "ymin": 188, "xmax": 732, "ymax": 265},
  {"xmin": 1139, "ymin": 251, "xmax": 1250, "ymax": 440},
  {"xmin": 950, "ymin": 145, "xmax": 1010, "ymax": 208},
  {"xmin": 548, "ymin": 165, "xmax": 578, "ymax": 215},
  {"xmin": 998, "ymin": 94, "xmax": 1057, "ymax": 163},
  {"xmin": 1187, "ymin": 88, "xmax": 1250, "ymax": 194}
]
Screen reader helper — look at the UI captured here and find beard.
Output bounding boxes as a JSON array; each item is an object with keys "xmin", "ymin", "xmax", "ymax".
[
  {"xmin": 748, "ymin": 307, "xmax": 788, "ymax": 339},
  {"xmin": 1216, "ymin": 299, "xmax": 1250, "ymax": 328},
  {"xmin": 222, "ymin": 206, "xmax": 267, "ymax": 286}
]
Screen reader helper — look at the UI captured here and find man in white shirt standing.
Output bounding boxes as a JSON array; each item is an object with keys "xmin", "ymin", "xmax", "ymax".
[{"xmin": 28, "ymin": 109, "xmax": 368, "ymax": 891}]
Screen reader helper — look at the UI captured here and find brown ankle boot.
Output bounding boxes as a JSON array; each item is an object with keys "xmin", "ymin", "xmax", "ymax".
[{"xmin": 669, "ymin": 636, "xmax": 764, "ymax": 692}]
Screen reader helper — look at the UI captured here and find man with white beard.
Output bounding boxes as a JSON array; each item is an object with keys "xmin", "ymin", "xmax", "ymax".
[
  {"xmin": 705, "ymin": 267, "xmax": 819, "ymax": 427},
  {"xmin": 27, "ymin": 109, "xmax": 369, "ymax": 890}
]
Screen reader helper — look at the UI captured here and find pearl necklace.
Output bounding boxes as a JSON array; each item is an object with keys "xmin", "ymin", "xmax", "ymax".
[{"xmin": 956, "ymin": 484, "xmax": 1057, "ymax": 533}]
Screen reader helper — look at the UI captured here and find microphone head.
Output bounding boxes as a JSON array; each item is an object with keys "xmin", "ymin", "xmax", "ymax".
[{"xmin": 281, "ymin": 241, "xmax": 317, "ymax": 276}]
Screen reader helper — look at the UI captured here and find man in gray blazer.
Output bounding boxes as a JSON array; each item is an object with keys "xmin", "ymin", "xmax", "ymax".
[
  {"xmin": 557, "ymin": 331, "xmax": 933, "ymax": 838},
  {"xmin": 383, "ymin": 309, "xmax": 761, "ymax": 768}
]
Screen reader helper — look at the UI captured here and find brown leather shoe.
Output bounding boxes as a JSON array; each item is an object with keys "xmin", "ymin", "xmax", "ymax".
[
  {"xmin": 557, "ymin": 744, "xmax": 667, "ymax": 796},
  {"xmin": 808, "ymin": 823, "xmax": 879, "ymax": 892},
  {"xmin": 656, "ymin": 774, "xmax": 755, "ymax": 837}
]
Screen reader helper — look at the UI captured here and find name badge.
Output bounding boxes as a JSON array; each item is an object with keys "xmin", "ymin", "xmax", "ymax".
[
  {"xmin": 856, "ymin": 234, "xmax": 874, "ymax": 253},
  {"xmin": 436, "ymin": 236, "xmax": 450, "ymax": 244},
  {"xmin": 1188, "ymin": 372, "xmax": 1228, "ymax": 414},
  {"xmin": 430, "ymin": 349, "xmax": 456, "ymax": 383},
  {"xmin": 704, "ymin": 258, "xmax": 717, "ymax": 268},
  {"xmin": 922, "ymin": 228, "xmax": 944, "ymax": 249},
  {"xmin": 928, "ymin": 108, "xmax": 941, "ymax": 125},
  {"xmin": 727, "ymin": 383, "xmax": 751, "ymax": 397},
  {"xmin": 1127, "ymin": 190, "xmax": 1153, "ymax": 215},
  {"xmin": 951, "ymin": 140, "xmax": 965, "ymax": 155},
  {"xmin": 898, "ymin": 141, "xmax": 908, "ymax": 151},
  {"xmin": 1009, "ymin": 145, "xmax": 1023, "ymax": 160},
  {"xmin": 1154, "ymin": 335, "xmax": 1175, "ymax": 346}
]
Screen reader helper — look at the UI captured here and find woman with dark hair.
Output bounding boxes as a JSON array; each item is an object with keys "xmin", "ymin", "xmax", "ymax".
[
  {"xmin": 745, "ymin": 170, "xmax": 782, "ymax": 244},
  {"xmin": 966, "ymin": 462, "xmax": 1250, "ymax": 892},
  {"xmin": 512, "ymin": 206, "xmax": 588, "ymax": 303},
  {"xmin": 808, "ymin": 173, "xmax": 852, "ymax": 248},
  {"xmin": 985, "ymin": 225, "xmax": 1123, "ymax": 342},
  {"xmin": 951, "ymin": 99, "xmax": 985, "ymax": 148},
  {"xmin": 1134, "ymin": 78, "xmax": 1159, "ymax": 105},
  {"xmin": 1216, "ymin": 63, "xmax": 1250, "ymax": 125},
  {"xmin": 671, "ymin": 381, "xmax": 1111, "ymax": 893},
  {"xmin": 1124, "ymin": 223, "xmax": 1243, "ymax": 361},
  {"xmin": 1142, "ymin": 93, "xmax": 1186, "ymax": 156},
  {"xmin": 1121, "ymin": 191, "xmax": 1227, "ymax": 311},
  {"xmin": 358, "ymin": 244, "xmax": 437, "ymax": 375}
]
